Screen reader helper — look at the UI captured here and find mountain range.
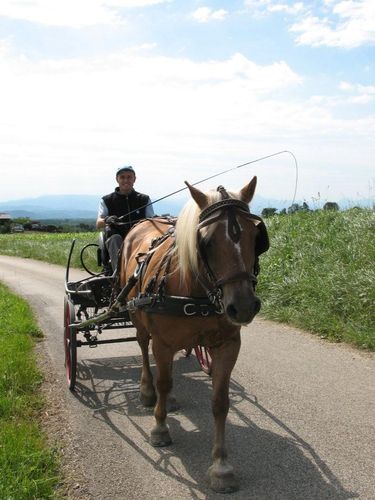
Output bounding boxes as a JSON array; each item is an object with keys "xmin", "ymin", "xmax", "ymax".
[{"xmin": 0, "ymin": 194, "xmax": 372, "ymax": 220}]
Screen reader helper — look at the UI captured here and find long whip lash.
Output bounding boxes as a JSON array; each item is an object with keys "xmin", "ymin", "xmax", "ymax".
[{"xmin": 122, "ymin": 150, "xmax": 299, "ymax": 219}]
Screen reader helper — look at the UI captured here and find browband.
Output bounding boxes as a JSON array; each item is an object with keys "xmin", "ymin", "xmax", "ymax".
[{"xmin": 199, "ymin": 199, "xmax": 250, "ymax": 223}]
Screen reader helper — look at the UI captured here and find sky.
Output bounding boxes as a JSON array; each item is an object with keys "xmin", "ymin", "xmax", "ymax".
[{"xmin": 0, "ymin": 0, "xmax": 374, "ymax": 208}]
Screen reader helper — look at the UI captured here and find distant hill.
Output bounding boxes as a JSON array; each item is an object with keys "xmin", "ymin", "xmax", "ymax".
[
  {"xmin": 0, "ymin": 195, "xmax": 99, "ymax": 219},
  {"xmin": 0, "ymin": 193, "xmax": 372, "ymax": 220},
  {"xmin": 0, "ymin": 194, "xmax": 184, "ymax": 219}
]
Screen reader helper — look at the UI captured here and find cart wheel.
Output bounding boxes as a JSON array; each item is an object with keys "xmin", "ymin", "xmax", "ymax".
[
  {"xmin": 64, "ymin": 296, "xmax": 77, "ymax": 391},
  {"xmin": 194, "ymin": 345, "xmax": 212, "ymax": 375}
]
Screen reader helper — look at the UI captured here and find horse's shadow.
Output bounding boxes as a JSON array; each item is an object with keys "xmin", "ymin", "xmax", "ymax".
[{"xmin": 72, "ymin": 353, "xmax": 357, "ymax": 499}]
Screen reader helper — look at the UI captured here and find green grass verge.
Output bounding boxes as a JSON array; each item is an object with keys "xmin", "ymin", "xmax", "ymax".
[
  {"xmin": 0, "ymin": 283, "xmax": 60, "ymax": 499},
  {"xmin": 257, "ymin": 208, "xmax": 375, "ymax": 349}
]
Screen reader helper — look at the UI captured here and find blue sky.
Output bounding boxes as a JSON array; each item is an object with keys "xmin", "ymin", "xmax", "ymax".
[{"xmin": 0, "ymin": 0, "xmax": 374, "ymax": 206}]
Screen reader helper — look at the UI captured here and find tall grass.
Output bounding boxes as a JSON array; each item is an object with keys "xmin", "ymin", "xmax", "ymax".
[
  {"xmin": 257, "ymin": 208, "xmax": 375, "ymax": 349},
  {"xmin": 0, "ymin": 283, "xmax": 59, "ymax": 498}
]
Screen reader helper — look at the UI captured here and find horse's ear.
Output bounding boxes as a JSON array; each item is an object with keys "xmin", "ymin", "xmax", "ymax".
[
  {"xmin": 250, "ymin": 218, "xmax": 261, "ymax": 226},
  {"xmin": 185, "ymin": 181, "xmax": 208, "ymax": 209},
  {"xmin": 239, "ymin": 176, "xmax": 257, "ymax": 204}
]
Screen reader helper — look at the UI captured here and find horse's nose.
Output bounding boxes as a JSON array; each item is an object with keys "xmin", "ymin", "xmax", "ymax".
[
  {"xmin": 254, "ymin": 297, "xmax": 261, "ymax": 315},
  {"xmin": 226, "ymin": 297, "xmax": 261, "ymax": 325}
]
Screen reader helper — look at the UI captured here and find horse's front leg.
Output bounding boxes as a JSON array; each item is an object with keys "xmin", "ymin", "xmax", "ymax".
[
  {"xmin": 132, "ymin": 316, "xmax": 157, "ymax": 407},
  {"xmin": 150, "ymin": 339, "xmax": 173, "ymax": 447},
  {"xmin": 208, "ymin": 334, "xmax": 241, "ymax": 493}
]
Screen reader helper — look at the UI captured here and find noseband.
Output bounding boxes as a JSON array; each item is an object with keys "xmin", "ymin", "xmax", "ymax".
[{"xmin": 197, "ymin": 186, "xmax": 258, "ymax": 308}]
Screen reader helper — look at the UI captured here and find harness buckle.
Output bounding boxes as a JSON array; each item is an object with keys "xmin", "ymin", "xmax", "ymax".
[
  {"xmin": 183, "ymin": 303, "xmax": 197, "ymax": 316},
  {"xmin": 200, "ymin": 305, "xmax": 210, "ymax": 316}
]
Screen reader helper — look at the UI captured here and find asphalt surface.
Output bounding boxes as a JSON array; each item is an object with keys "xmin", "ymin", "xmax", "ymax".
[{"xmin": 0, "ymin": 255, "xmax": 374, "ymax": 500}]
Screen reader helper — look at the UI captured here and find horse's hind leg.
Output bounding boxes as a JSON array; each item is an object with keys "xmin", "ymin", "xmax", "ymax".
[
  {"xmin": 150, "ymin": 339, "xmax": 173, "ymax": 447},
  {"xmin": 208, "ymin": 335, "xmax": 241, "ymax": 493},
  {"xmin": 134, "ymin": 320, "xmax": 156, "ymax": 407}
]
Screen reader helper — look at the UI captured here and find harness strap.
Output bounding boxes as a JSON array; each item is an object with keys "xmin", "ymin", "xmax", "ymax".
[
  {"xmin": 127, "ymin": 294, "xmax": 223, "ymax": 317},
  {"xmin": 215, "ymin": 271, "xmax": 257, "ymax": 287}
]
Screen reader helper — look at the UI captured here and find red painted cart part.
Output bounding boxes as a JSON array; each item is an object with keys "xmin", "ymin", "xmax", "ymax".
[{"xmin": 193, "ymin": 345, "xmax": 212, "ymax": 375}]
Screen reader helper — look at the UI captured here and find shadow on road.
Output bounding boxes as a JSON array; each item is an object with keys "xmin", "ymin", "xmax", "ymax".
[{"xmin": 71, "ymin": 353, "xmax": 357, "ymax": 499}]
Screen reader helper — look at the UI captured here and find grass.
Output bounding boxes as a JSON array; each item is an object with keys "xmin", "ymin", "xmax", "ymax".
[
  {"xmin": 0, "ymin": 210, "xmax": 374, "ymax": 350},
  {"xmin": 0, "ymin": 283, "xmax": 60, "ymax": 499},
  {"xmin": 0, "ymin": 231, "xmax": 99, "ymax": 270},
  {"xmin": 257, "ymin": 208, "xmax": 375, "ymax": 349}
]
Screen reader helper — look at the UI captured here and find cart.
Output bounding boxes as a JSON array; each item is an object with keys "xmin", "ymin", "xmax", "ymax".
[{"xmin": 64, "ymin": 238, "xmax": 212, "ymax": 391}]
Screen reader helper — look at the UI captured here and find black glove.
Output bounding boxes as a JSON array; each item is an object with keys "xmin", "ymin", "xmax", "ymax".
[{"xmin": 104, "ymin": 215, "xmax": 119, "ymax": 226}]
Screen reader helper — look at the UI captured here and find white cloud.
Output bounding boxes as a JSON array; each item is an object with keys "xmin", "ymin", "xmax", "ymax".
[
  {"xmin": 244, "ymin": 1, "xmax": 375, "ymax": 48},
  {"xmin": 339, "ymin": 81, "xmax": 354, "ymax": 91},
  {"xmin": 192, "ymin": 7, "xmax": 228, "ymax": 23},
  {"xmin": 339, "ymin": 81, "xmax": 375, "ymax": 95},
  {"xmin": 104, "ymin": 0, "xmax": 170, "ymax": 5},
  {"xmin": 244, "ymin": 0, "xmax": 305, "ymax": 17},
  {"xmin": 338, "ymin": 80, "xmax": 375, "ymax": 104},
  {"xmin": 267, "ymin": 2, "xmax": 304, "ymax": 15},
  {"xmin": 0, "ymin": 47, "xmax": 374, "ymax": 201},
  {"xmin": 0, "ymin": 49, "xmax": 304, "ymax": 199},
  {"xmin": 290, "ymin": 0, "xmax": 375, "ymax": 48},
  {"xmin": 0, "ymin": 0, "xmax": 171, "ymax": 27}
]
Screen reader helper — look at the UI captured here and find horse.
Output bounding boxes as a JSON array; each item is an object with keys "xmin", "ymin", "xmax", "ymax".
[{"xmin": 118, "ymin": 176, "xmax": 269, "ymax": 492}]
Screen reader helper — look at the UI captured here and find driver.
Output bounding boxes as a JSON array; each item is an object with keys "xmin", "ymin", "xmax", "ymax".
[{"xmin": 96, "ymin": 166, "xmax": 154, "ymax": 272}]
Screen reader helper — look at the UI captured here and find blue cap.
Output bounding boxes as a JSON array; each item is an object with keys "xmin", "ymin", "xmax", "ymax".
[{"xmin": 116, "ymin": 166, "xmax": 135, "ymax": 176}]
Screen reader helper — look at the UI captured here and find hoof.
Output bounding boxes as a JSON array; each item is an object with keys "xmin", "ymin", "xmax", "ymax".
[
  {"xmin": 208, "ymin": 464, "xmax": 239, "ymax": 494},
  {"xmin": 150, "ymin": 427, "xmax": 172, "ymax": 447},
  {"xmin": 140, "ymin": 391, "xmax": 157, "ymax": 408}
]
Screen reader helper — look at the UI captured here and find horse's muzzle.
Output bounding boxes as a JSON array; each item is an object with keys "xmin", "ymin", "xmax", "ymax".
[{"xmin": 225, "ymin": 295, "xmax": 261, "ymax": 325}]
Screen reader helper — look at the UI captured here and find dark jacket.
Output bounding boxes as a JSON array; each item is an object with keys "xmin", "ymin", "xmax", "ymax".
[{"xmin": 102, "ymin": 188, "xmax": 150, "ymax": 237}]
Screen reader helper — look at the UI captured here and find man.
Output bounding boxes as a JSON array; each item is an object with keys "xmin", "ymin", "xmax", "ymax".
[{"xmin": 96, "ymin": 165, "xmax": 154, "ymax": 273}]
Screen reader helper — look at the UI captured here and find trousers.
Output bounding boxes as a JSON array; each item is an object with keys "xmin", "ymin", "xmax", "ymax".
[{"xmin": 105, "ymin": 234, "xmax": 123, "ymax": 272}]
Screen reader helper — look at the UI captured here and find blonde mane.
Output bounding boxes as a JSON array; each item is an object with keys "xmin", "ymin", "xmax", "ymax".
[{"xmin": 175, "ymin": 188, "xmax": 241, "ymax": 280}]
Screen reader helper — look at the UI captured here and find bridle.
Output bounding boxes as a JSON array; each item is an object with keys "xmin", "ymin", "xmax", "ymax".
[{"xmin": 196, "ymin": 186, "xmax": 259, "ymax": 309}]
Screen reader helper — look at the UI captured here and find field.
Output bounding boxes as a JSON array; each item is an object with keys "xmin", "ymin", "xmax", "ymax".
[
  {"xmin": 0, "ymin": 232, "xmax": 100, "ymax": 270},
  {"xmin": 0, "ymin": 208, "xmax": 374, "ymax": 349}
]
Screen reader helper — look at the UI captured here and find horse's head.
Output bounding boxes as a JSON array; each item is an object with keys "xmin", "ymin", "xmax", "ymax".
[{"xmin": 176, "ymin": 176, "xmax": 269, "ymax": 326}]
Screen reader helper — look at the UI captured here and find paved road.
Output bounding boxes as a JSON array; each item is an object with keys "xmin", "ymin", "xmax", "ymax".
[{"xmin": 0, "ymin": 255, "xmax": 374, "ymax": 499}]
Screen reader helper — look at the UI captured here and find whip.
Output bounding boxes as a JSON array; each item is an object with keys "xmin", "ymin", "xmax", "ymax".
[{"xmin": 119, "ymin": 150, "xmax": 299, "ymax": 220}]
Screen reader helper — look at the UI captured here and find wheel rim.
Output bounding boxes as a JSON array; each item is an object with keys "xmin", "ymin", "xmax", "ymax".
[
  {"xmin": 64, "ymin": 303, "xmax": 72, "ymax": 382},
  {"xmin": 64, "ymin": 298, "xmax": 76, "ymax": 389}
]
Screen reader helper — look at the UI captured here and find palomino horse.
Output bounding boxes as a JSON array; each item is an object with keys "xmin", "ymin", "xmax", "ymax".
[{"xmin": 119, "ymin": 176, "xmax": 269, "ymax": 492}]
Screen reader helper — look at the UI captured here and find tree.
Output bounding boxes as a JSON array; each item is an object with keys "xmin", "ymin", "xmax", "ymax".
[
  {"xmin": 261, "ymin": 207, "xmax": 277, "ymax": 217},
  {"xmin": 0, "ymin": 222, "xmax": 11, "ymax": 234},
  {"xmin": 302, "ymin": 202, "xmax": 310, "ymax": 211},
  {"xmin": 287, "ymin": 202, "xmax": 311, "ymax": 214},
  {"xmin": 14, "ymin": 217, "xmax": 30, "ymax": 226},
  {"xmin": 323, "ymin": 202, "xmax": 339, "ymax": 211},
  {"xmin": 287, "ymin": 203, "xmax": 302, "ymax": 214}
]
